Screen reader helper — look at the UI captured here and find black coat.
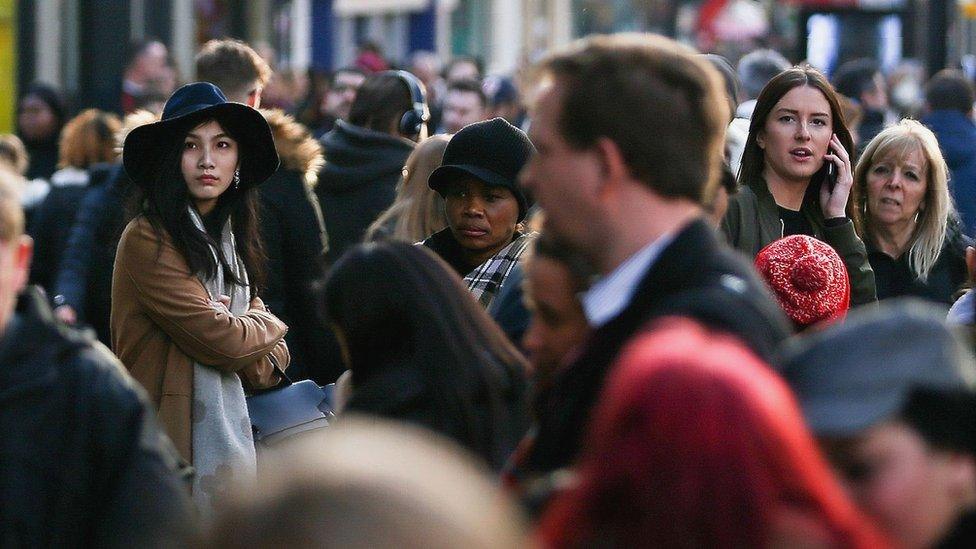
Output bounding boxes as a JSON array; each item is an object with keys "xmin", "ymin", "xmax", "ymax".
[
  {"xmin": 524, "ymin": 219, "xmax": 792, "ymax": 475},
  {"xmin": 52, "ymin": 163, "xmax": 128, "ymax": 345},
  {"xmin": 316, "ymin": 121, "xmax": 414, "ymax": 266},
  {"xmin": 868, "ymin": 223, "xmax": 972, "ymax": 306},
  {"xmin": 0, "ymin": 288, "xmax": 195, "ymax": 547},
  {"xmin": 259, "ymin": 167, "xmax": 332, "ymax": 381}
]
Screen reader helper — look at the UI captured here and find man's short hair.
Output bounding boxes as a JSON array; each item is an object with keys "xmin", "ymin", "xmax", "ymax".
[
  {"xmin": 446, "ymin": 79, "xmax": 487, "ymax": 108},
  {"xmin": 540, "ymin": 33, "xmax": 728, "ymax": 203},
  {"xmin": 195, "ymin": 39, "xmax": 272, "ymax": 101},
  {"xmin": 0, "ymin": 170, "xmax": 24, "ymax": 242},
  {"xmin": 737, "ymin": 49, "xmax": 791, "ymax": 100},
  {"xmin": 925, "ymin": 69, "xmax": 975, "ymax": 113},
  {"xmin": 832, "ymin": 58, "xmax": 880, "ymax": 100}
]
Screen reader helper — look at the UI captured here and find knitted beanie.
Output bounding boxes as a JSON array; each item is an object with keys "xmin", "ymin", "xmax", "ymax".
[{"xmin": 755, "ymin": 235, "xmax": 850, "ymax": 327}]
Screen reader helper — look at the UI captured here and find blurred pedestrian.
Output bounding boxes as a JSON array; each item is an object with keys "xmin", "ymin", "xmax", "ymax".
[
  {"xmin": 113, "ymin": 83, "xmax": 289, "ymax": 514},
  {"xmin": 484, "ymin": 75, "xmax": 526, "ymax": 128},
  {"xmin": 540, "ymin": 319, "xmax": 886, "ymax": 548},
  {"xmin": 28, "ymin": 109, "xmax": 121, "ymax": 292},
  {"xmin": 205, "ymin": 418, "xmax": 529, "ymax": 549},
  {"xmin": 0, "ymin": 169, "xmax": 196, "ymax": 547},
  {"xmin": 444, "ymin": 56, "xmax": 482, "ymax": 84},
  {"xmin": 321, "ymin": 242, "xmax": 529, "ymax": 471},
  {"xmin": 197, "ymin": 38, "xmax": 330, "ymax": 382},
  {"xmin": 317, "ymin": 70, "xmax": 427, "ymax": 266},
  {"xmin": 365, "ymin": 133, "xmax": 449, "ymax": 243},
  {"xmin": 121, "ymin": 39, "xmax": 172, "ymax": 114},
  {"xmin": 736, "ymin": 48, "xmax": 790, "ymax": 119},
  {"xmin": 922, "ymin": 70, "xmax": 976, "ymax": 236},
  {"xmin": 782, "ymin": 300, "xmax": 976, "ymax": 548},
  {"xmin": 17, "ymin": 82, "xmax": 66, "ymax": 180},
  {"xmin": 424, "ymin": 118, "xmax": 536, "ymax": 309},
  {"xmin": 517, "ymin": 33, "xmax": 790, "ymax": 479},
  {"xmin": 833, "ymin": 58, "xmax": 889, "ymax": 150},
  {"xmin": 721, "ymin": 65, "xmax": 877, "ymax": 306},
  {"xmin": 439, "ymin": 79, "xmax": 488, "ymax": 134},
  {"xmin": 317, "ymin": 67, "xmax": 366, "ymax": 137},
  {"xmin": 852, "ymin": 120, "xmax": 970, "ymax": 305}
]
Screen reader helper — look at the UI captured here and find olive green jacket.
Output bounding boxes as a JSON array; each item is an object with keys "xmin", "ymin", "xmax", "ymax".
[{"xmin": 721, "ymin": 178, "xmax": 877, "ymax": 306}]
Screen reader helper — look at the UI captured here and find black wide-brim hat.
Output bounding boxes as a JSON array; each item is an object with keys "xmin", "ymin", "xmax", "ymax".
[{"xmin": 123, "ymin": 82, "xmax": 279, "ymax": 189}]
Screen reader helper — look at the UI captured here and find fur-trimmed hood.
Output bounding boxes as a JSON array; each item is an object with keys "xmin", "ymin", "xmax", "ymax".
[{"xmin": 261, "ymin": 109, "xmax": 325, "ymax": 189}]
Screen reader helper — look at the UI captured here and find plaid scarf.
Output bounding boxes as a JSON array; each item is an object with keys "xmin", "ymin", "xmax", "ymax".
[{"xmin": 464, "ymin": 231, "xmax": 536, "ymax": 308}]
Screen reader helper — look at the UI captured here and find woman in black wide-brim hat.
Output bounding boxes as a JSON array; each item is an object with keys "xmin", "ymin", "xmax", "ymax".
[{"xmin": 111, "ymin": 82, "xmax": 290, "ymax": 515}]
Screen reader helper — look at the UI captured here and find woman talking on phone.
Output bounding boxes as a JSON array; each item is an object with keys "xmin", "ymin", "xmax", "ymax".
[{"xmin": 722, "ymin": 66, "xmax": 876, "ymax": 306}]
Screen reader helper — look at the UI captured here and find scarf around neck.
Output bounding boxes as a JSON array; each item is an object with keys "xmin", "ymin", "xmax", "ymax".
[{"xmin": 186, "ymin": 206, "xmax": 257, "ymax": 519}]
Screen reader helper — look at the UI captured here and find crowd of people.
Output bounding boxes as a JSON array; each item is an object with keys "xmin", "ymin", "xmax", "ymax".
[{"xmin": 3, "ymin": 30, "xmax": 976, "ymax": 548}]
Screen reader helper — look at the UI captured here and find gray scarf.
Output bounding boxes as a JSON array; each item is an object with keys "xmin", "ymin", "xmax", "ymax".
[{"xmin": 187, "ymin": 207, "xmax": 256, "ymax": 518}]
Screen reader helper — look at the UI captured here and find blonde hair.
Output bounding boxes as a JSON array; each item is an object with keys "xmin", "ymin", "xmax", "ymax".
[
  {"xmin": 0, "ymin": 134, "xmax": 29, "ymax": 175},
  {"xmin": 116, "ymin": 109, "xmax": 160, "ymax": 155},
  {"xmin": 852, "ymin": 119, "xmax": 952, "ymax": 281},
  {"xmin": 58, "ymin": 109, "xmax": 122, "ymax": 169},
  {"xmin": 366, "ymin": 134, "xmax": 450, "ymax": 242},
  {"xmin": 0, "ymin": 168, "xmax": 24, "ymax": 242}
]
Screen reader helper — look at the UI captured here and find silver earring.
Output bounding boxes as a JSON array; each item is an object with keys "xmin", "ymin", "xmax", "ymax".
[
  {"xmin": 233, "ymin": 169, "xmax": 240, "ymax": 190},
  {"xmin": 914, "ymin": 210, "xmax": 920, "ymax": 223}
]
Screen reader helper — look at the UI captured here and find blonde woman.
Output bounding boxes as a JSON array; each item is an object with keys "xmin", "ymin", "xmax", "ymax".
[
  {"xmin": 365, "ymin": 134, "xmax": 450, "ymax": 243},
  {"xmin": 852, "ymin": 119, "xmax": 972, "ymax": 304}
]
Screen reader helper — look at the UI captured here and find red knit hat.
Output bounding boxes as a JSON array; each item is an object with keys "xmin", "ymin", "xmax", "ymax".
[{"xmin": 754, "ymin": 235, "xmax": 850, "ymax": 327}]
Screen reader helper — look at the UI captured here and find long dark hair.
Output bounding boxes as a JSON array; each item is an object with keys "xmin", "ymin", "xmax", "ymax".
[
  {"xmin": 739, "ymin": 66, "xmax": 854, "ymax": 194},
  {"xmin": 321, "ymin": 242, "xmax": 529, "ymax": 470},
  {"xmin": 126, "ymin": 119, "xmax": 266, "ymax": 296}
]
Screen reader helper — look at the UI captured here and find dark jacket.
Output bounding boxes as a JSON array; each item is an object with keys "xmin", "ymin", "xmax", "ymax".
[
  {"xmin": 28, "ymin": 165, "xmax": 114, "ymax": 292},
  {"xmin": 524, "ymin": 219, "xmax": 791, "ymax": 475},
  {"xmin": 721, "ymin": 177, "xmax": 877, "ymax": 306},
  {"xmin": 923, "ymin": 110, "xmax": 976, "ymax": 236},
  {"xmin": 316, "ymin": 120, "xmax": 414, "ymax": 266},
  {"xmin": 0, "ymin": 287, "xmax": 196, "ymax": 547},
  {"xmin": 868, "ymin": 222, "xmax": 972, "ymax": 306},
  {"xmin": 52, "ymin": 162, "xmax": 127, "ymax": 345},
  {"xmin": 259, "ymin": 110, "xmax": 332, "ymax": 382},
  {"xmin": 24, "ymin": 136, "xmax": 59, "ymax": 181}
]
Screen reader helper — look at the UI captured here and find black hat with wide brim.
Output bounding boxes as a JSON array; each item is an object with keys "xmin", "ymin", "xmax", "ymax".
[{"xmin": 122, "ymin": 82, "xmax": 279, "ymax": 189}]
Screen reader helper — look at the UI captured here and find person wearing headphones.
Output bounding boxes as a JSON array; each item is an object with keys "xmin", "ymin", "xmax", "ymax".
[{"xmin": 316, "ymin": 70, "xmax": 429, "ymax": 266}]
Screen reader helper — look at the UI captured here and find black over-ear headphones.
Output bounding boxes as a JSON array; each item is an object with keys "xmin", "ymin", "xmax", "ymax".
[{"xmin": 385, "ymin": 70, "xmax": 428, "ymax": 137}]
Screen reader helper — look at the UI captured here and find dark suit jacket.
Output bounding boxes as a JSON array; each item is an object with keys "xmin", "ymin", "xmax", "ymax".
[{"xmin": 524, "ymin": 218, "xmax": 791, "ymax": 474}]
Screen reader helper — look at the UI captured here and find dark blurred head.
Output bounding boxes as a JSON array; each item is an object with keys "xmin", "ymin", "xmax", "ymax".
[
  {"xmin": 322, "ymin": 67, "xmax": 367, "ymax": 121},
  {"xmin": 348, "ymin": 72, "xmax": 424, "ymax": 139},
  {"xmin": 125, "ymin": 39, "xmax": 169, "ymax": 83},
  {"xmin": 737, "ymin": 49, "xmax": 791, "ymax": 101},
  {"xmin": 17, "ymin": 83, "xmax": 66, "ymax": 144},
  {"xmin": 703, "ymin": 53, "xmax": 741, "ymax": 121},
  {"xmin": 833, "ymin": 58, "xmax": 887, "ymax": 111},
  {"xmin": 925, "ymin": 69, "xmax": 975, "ymax": 114},
  {"xmin": 540, "ymin": 318, "xmax": 884, "ymax": 548},
  {"xmin": 444, "ymin": 56, "xmax": 482, "ymax": 83},
  {"xmin": 321, "ymin": 242, "xmax": 528, "ymax": 469}
]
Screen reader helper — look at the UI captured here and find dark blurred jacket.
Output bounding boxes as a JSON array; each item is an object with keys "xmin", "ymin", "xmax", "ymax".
[
  {"xmin": 259, "ymin": 109, "xmax": 332, "ymax": 381},
  {"xmin": 316, "ymin": 120, "xmax": 414, "ymax": 266},
  {"xmin": 923, "ymin": 110, "xmax": 976, "ymax": 236},
  {"xmin": 0, "ymin": 287, "xmax": 196, "ymax": 547},
  {"xmin": 29, "ymin": 164, "xmax": 113, "ymax": 292},
  {"xmin": 52, "ymin": 162, "xmax": 127, "ymax": 345}
]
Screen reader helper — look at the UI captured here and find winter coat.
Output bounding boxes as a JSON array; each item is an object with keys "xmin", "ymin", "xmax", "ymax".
[
  {"xmin": 523, "ymin": 219, "xmax": 791, "ymax": 476},
  {"xmin": 868, "ymin": 221, "xmax": 972, "ymax": 306},
  {"xmin": 28, "ymin": 165, "xmax": 113, "ymax": 292},
  {"xmin": 316, "ymin": 120, "xmax": 414, "ymax": 266},
  {"xmin": 52, "ymin": 162, "xmax": 128, "ymax": 345},
  {"xmin": 0, "ymin": 287, "xmax": 196, "ymax": 547},
  {"xmin": 111, "ymin": 217, "xmax": 289, "ymax": 462},
  {"xmin": 23, "ymin": 136, "xmax": 58, "ymax": 180},
  {"xmin": 721, "ymin": 177, "xmax": 877, "ymax": 306},
  {"xmin": 923, "ymin": 110, "xmax": 976, "ymax": 236},
  {"xmin": 259, "ymin": 110, "xmax": 332, "ymax": 381}
]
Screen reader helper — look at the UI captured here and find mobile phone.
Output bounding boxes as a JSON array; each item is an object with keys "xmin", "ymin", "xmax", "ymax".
[{"xmin": 826, "ymin": 157, "xmax": 837, "ymax": 192}]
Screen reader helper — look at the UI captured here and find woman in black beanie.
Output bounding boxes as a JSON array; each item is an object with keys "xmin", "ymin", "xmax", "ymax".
[
  {"xmin": 423, "ymin": 117, "xmax": 537, "ymax": 309},
  {"xmin": 17, "ymin": 83, "xmax": 66, "ymax": 181}
]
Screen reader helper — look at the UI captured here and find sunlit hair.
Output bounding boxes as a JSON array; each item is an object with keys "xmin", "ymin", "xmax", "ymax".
[
  {"xmin": 58, "ymin": 109, "xmax": 122, "ymax": 169},
  {"xmin": 852, "ymin": 119, "xmax": 952, "ymax": 282},
  {"xmin": 0, "ymin": 134, "xmax": 29, "ymax": 175},
  {"xmin": 0, "ymin": 169, "xmax": 24, "ymax": 242},
  {"xmin": 739, "ymin": 66, "xmax": 854, "ymax": 192},
  {"xmin": 365, "ymin": 134, "xmax": 450, "ymax": 243},
  {"xmin": 116, "ymin": 109, "xmax": 159, "ymax": 155},
  {"xmin": 539, "ymin": 318, "xmax": 886, "ymax": 548}
]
